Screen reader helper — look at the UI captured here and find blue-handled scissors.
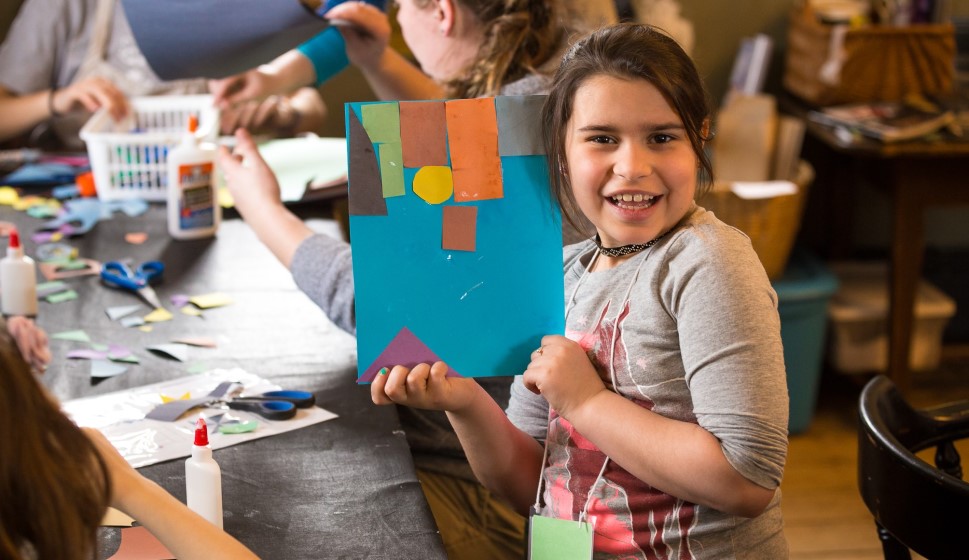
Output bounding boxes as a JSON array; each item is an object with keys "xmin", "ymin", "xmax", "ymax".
[
  {"xmin": 219, "ymin": 389, "xmax": 315, "ymax": 421},
  {"xmin": 100, "ymin": 260, "xmax": 165, "ymax": 309}
]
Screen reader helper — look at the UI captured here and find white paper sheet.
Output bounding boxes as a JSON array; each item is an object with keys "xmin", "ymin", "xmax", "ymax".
[{"xmin": 63, "ymin": 369, "xmax": 338, "ymax": 468}]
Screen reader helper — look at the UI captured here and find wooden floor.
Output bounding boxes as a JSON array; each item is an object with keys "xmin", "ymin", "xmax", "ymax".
[{"xmin": 781, "ymin": 357, "xmax": 969, "ymax": 559}]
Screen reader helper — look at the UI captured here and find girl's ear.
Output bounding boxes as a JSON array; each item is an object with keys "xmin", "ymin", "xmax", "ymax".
[{"xmin": 438, "ymin": 0, "xmax": 456, "ymax": 36}]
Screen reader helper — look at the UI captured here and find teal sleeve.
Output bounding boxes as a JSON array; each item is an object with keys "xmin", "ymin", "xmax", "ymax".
[
  {"xmin": 296, "ymin": 0, "xmax": 387, "ymax": 86},
  {"xmin": 296, "ymin": 27, "xmax": 350, "ymax": 87}
]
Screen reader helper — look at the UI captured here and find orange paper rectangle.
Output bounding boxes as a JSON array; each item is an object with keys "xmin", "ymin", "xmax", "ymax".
[
  {"xmin": 445, "ymin": 98, "xmax": 502, "ymax": 202},
  {"xmin": 400, "ymin": 101, "xmax": 448, "ymax": 167}
]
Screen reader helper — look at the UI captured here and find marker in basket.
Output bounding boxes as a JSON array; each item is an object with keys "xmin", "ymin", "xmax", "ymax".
[
  {"xmin": 185, "ymin": 416, "xmax": 223, "ymax": 528},
  {"xmin": 166, "ymin": 115, "xmax": 220, "ymax": 239}
]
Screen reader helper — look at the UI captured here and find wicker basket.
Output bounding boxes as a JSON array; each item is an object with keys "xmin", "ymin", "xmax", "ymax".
[
  {"xmin": 699, "ymin": 160, "xmax": 814, "ymax": 280},
  {"xmin": 783, "ymin": 6, "xmax": 955, "ymax": 106}
]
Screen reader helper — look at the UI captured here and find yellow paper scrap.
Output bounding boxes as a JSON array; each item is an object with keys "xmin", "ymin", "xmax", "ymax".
[
  {"xmin": 160, "ymin": 391, "xmax": 192, "ymax": 403},
  {"xmin": 0, "ymin": 186, "xmax": 18, "ymax": 205},
  {"xmin": 100, "ymin": 507, "xmax": 135, "ymax": 527},
  {"xmin": 143, "ymin": 308, "xmax": 173, "ymax": 323},
  {"xmin": 189, "ymin": 293, "xmax": 233, "ymax": 309},
  {"xmin": 180, "ymin": 305, "xmax": 203, "ymax": 317},
  {"xmin": 413, "ymin": 166, "xmax": 454, "ymax": 205},
  {"xmin": 138, "ymin": 325, "xmax": 153, "ymax": 332}
]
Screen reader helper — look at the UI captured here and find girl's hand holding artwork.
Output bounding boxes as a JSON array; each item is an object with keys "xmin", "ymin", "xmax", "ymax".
[
  {"xmin": 325, "ymin": 2, "xmax": 392, "ymax": 71},
  {"xmin": 524, "ymin": 335, "xmax": 608, "ymax": 420},
  {"xmin": 371, "ymin": 361, "xmax": 479, "ymax": 412}
]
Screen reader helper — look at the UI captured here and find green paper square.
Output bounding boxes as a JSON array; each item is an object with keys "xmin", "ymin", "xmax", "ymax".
[{"xmin": 529, "ymin": 516, "xmax": 594, "ymax": 560}]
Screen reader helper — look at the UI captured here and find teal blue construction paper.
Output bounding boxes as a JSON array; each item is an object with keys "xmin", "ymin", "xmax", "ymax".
[{"xmin": 350, "ymin": 134, "xmax": 564, "ymax": 379}]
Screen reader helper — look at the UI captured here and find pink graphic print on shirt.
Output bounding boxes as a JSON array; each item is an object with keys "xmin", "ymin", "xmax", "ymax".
[{"xmin": 545, "ymin": 299, "xmax": 698, "ymax": 559}]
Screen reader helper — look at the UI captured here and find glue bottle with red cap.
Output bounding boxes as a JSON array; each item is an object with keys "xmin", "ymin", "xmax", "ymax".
[
  {"xmin": 166, "ymin": 114, "xmax": 219, "ymax": 239},
  {"xmin": 185, "ymin": 416, "xmax": 223, "ymax": 528},
  {"xmin": 0, "ymin": 228, "xmax": 38, "ymax": 317}
]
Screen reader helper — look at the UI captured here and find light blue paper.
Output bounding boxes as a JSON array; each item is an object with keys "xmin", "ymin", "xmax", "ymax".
[{"xmin": 349, "ymin": 99, "xmax": 564, "ymax": 379}]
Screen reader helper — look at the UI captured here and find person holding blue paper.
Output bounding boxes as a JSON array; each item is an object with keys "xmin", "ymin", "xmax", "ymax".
[
  {"xmin": 370, "ymin": 23, "xmax": 790, "ymax": 558},
  {"xmin": 0, "ymin": 0, "xmax": 326, "ymax": 149},
  {"xmin": 0, "ymin": 318, "xmax": 260, "ymax": 560},
  {"xmin": 219, "ymin": 2, "xmax": 588, "ymax": 558}
]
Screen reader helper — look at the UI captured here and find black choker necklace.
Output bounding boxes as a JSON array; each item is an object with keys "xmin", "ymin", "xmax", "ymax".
[{"xmin": 594, "ymin": 232, "xmax": 666, "ymax": 258}]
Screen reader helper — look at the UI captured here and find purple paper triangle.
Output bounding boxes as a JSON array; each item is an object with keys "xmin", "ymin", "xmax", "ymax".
[{"xmin": 358, "ymin": 326, "xmax": 461, "ymax": 384}]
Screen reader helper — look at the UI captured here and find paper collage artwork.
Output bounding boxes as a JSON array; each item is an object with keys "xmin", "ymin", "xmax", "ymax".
[{"xmin": 347, "ymin": 96, "xmax": 565, "ymax": 382}]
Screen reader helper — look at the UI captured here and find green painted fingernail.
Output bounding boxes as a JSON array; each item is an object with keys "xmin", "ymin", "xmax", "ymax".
[{"xmin": 378, "ymin": 367, "xmax": 389, "ymax": 376}]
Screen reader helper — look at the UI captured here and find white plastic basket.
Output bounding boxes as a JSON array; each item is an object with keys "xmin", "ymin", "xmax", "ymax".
[{"xmin": 80, "ymin": 95, "xmax": 220, "ymax": 201}]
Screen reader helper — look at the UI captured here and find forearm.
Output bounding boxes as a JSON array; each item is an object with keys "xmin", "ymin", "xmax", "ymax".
[
  {"xmin": 259, "ymin": 51, "xmax": 318, "ymax": 96},
  {"xmin": 240, "ymin": 200, "xmax": 313, "ymax": 269},
  {"xmin": 446, "ymin": 386, "xmax": 545, "ymax": 514},
  {"xmin": 117, "ymin": 478, "xmax": 258, "ymax": 560},
  {"xmin": 0, "ymin": 89, "xmax": 50, "ymax": 142},
  {"xmin": 568, "ymin": 391, "xmax": 775, "ymax": 517},
  {"xmin": 361, "ymin": 50, "xmax": 445, "ymax": 101}
]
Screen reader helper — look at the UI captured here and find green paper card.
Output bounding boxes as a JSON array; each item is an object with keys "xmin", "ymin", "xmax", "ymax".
[{"xmin": 529, "ymin": 516, "xmax": 594, "ymax": 560}]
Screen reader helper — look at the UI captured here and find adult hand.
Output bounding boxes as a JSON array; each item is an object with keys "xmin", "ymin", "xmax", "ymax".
[
  {"xmin": 325, "ymin": 2, "xmax": 392, "ymax": 72},
  {"xmin": 523, "ymin": 335, "xmax": 608, "ymax": 419},
  {"xmin": 209, "ymin": 70, "xmax": 276, "ymax": 109},
  {"xmin": 371, "ymin": 361, "xmax": 478, "ymax": 412},
  {"xmin": 217, "ymin": 128, "xmax": 283, "ymax": 218},
  {"xmin": 6, "ymin": 316, "xmax": 51, "ymax": 374},
  {"xmin": 51, "ymin": 76, "xmax": 128, "ymax": 121},
  {"xmin": 218, "ymin": 95, "xmax": 304, "ymax": 137}
]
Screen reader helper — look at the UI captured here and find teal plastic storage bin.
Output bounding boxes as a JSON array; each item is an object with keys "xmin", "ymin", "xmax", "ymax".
[{"xmin": 772, "ymin": 249, "xmax": 838, "ymax": 434}]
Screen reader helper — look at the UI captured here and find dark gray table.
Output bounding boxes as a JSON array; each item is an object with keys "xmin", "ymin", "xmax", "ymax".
[{"xmin": 3, "ymin": 200, "xmax": 445, "ymax": 559}]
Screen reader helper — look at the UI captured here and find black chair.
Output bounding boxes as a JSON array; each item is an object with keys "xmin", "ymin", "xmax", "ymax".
[{"xmin": 858, "ymin": 375, "xmax": 969, "ymax": 560}]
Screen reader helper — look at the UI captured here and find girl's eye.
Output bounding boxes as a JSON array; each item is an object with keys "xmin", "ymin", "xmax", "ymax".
[
  {"xmin": 588, "ymin": 135, "xmax": 615, "ymax": 144},
  {"xmin": 651, "ymin": 133, "xmax": 675, "ymax": 144}
]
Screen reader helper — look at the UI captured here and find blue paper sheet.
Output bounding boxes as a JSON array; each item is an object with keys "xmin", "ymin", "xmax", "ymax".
[{"xmin": 348, "ymin": 97, "xmax": 565, "ymax": 380}]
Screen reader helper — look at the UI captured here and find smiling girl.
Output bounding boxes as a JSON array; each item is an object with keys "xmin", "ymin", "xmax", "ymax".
[{"xmin": 371, "ymin": 23, "xmax": 790, "ymax": 558}]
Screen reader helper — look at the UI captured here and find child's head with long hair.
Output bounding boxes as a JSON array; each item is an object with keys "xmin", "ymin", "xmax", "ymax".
[
  {"xmin": 0, "ymin": 330, "xmax": 109, "ymax": 559},
  {"xmin": 408, "ymin": 0, "xmax": 562, "ymax": 98},
  {"xmin": 542, "ymin": 23, "xmax": 714, "ymax": 234}
]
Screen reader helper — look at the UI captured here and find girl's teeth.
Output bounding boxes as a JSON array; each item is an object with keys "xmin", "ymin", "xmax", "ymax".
[{"xmin": 612, "ymin": 194, "xmax": 654, "ymax": 203}]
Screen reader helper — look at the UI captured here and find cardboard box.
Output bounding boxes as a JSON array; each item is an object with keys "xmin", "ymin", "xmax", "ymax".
[{"xmin": 828, "ymin": 262, "xmax": 956, "ymax": 373}]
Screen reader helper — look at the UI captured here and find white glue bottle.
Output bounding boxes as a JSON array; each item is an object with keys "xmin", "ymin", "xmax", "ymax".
[
  {"xmin": 0, "ymin": 229, "xmax": 38, "ymax": 317},
  {"xmin": 185, "ymin": 416, "xmax": 223, "ymax": 528},
  {"xmin": 167, "ymin": 115, "xmax": 220, "ymax": 239}
]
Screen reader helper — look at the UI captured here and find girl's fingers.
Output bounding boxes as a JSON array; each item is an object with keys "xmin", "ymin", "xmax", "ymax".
[
  {"xmin": 370, "ymin": 367, "xmax": 393, "ymax": 405},
  {"xmin": 404, "ymin": 363, "xmax": 431, "ymax": 395}
]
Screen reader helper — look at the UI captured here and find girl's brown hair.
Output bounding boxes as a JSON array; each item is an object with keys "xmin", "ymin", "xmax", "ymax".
[
  {"xmin": 424, "ymin": 0, "xmax": 563, "ymax": 98},
  {"xmin": 542, "ymin": 23, "xmax": 715, "ymax": 233},
  {"xmin": 0, "ymin": 330, "xmax": 109, "ymax": 559}
]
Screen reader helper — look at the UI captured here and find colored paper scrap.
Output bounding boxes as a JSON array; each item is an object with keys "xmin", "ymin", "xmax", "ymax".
[
  {"xmin": 120, "ymin": 316, "xmax": 146, "ymax": 328},
  {"xmin": 188, "ymin": 293, "xmax": 233, "ymax": 309},
  {"xmin": 160, "ymin": 391, "xmax": 192, "ymax": 404},
  {"xmin": 0, "ymin": 186, "xmax": 18, "ymax": 205},
  {"xmin": 41, "ymin": 197, "xmax": 101, "ymax": 235},
  {"xmin": 413, "ymin": 166, "xmax": 453, "ymax": 205},
  {"xmin": 172, "ymin": 337, "xmax": 217, "ymax": 348},
  {"xmin": 125, "ymin": 232, "xmax": 148, "ymax": 244},
  {"xmin": 45, "ymin": 289, "xmax": 78, "ymax": 303},
  {"xmin": 446, "ymin": 98, "xmax": 502, "ymax": 202},
  {"xmin": 347, "ymin": 108, "xmax": 387, "ymax": 216},
  {"xmin": 52, "ymin": 329, "xmax": 91, "ymax": 342},
  {"xmin": 378, "ymin": 141, "xmax": 405, "ymax": 198},
  {"xmin": 106, "ymin": 526, "xmax": 174, "ymax": 560},
  {"xmin": 52, "ymin": 184, "xmax": 80, "ymax": 199},
  {"xmin": 35, "ymin": 242, "xmax": 77, "ymax": 261},
  {"xmin": 68, "ymin": 348, "xmax": 109, "ymax": 360},
  {"xmin": 106, "ymin": 304, "xmax": 143, "ymax": 321},
  {"xmin": 143, "ymin": 308, "xmax": 174, "ymax": 323},
  {"xmin": 358, "ymin": 326, "xmax": 460, "ymax": 384},
  {"xmin": 180, "ymin": 305, "xmax": 203, "ymax": 317},
  {"xmin": 91, "ymin": 360, "xmax": 128, "ymax": 379},
  {"xmin": 137, "ymin": 325, "xmax": 153, "ymax": 333},
  {"xmin": 36, "ymin": 280, "xmax": 69, "ymax": 298},
  {"xmin": 100, "ymin": 507, "xmax": 135, "ymax": 528},
  {"xmin": 360, "ymin": 102, "xmax": 401, "ymax": 144},
  {"xmin": 147, "ymin": 343, "xmax": 189, "ymax": 362},
  {"xmin": 219, "ymin": 420, "xmax": 259, "ymax": 434},
  {"xmin": 400, "ymin": 101, "xmax": 448, "ymax": 167},
  {"xmin": 442, "ymin": 206, "xmax": 477, "ymax": 252},
  {"xmin": 108, "ymin": 344, "xmax": 136, "ymax": 361},
  {"xmin": 170, "ymin": 294, "xmax": 190, "ymax": 308},
  {"xmin": 38, "ymin": 258, "xmax": 100, "ymax": 281},
  {"xmin": 496, "ymin": 95, "xmax": 547, "ymax": 156}
]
